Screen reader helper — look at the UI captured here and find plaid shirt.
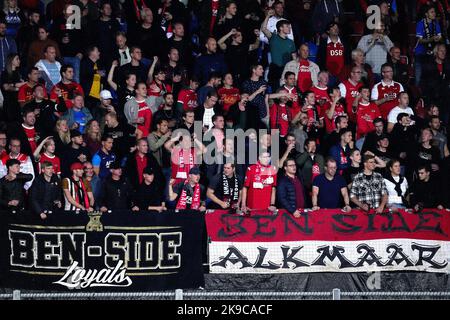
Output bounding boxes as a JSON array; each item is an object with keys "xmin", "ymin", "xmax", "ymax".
[{"xmin": 350, "ymin": 172, "xmax": 387, "ymax": 208}]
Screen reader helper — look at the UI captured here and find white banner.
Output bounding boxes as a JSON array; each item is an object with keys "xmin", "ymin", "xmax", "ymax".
[{"xmin": 209, "ymin": 239, "xmax": 450, "ymax": 273}]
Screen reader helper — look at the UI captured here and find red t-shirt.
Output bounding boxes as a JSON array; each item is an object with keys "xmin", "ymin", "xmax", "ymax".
[
  {"xmin": 244, "ymin": 162, "xmax": 277, "ymax": 210},
  {"xmin": 218, "ymin": 87, "xmax": 240, "ymax": 114},
  {"xmin": 270, "ymin": 103, "xmax": 290, "ymax": 137},
  {"xmin": 356, "ymin": 101, "xmax": 381, "ymax": 139},
  {"xmin": 147, "ymin": 81, "xmax": 172, "ymax": 98},
  {"xmin": 50, "ymin": 82, "xmax": 84, "ymax": 109},
  {"xmin": 137, "ymin": 100, "xmax": 152, "ymax": 137},
  {"xmin": 281, "ymin": 85, "xmax": 301, "ymax": 116},
  {"xmin": 311, "ymin": 85, "xmax": 330, "ymax": 118},
  {"xmin": 177, "ymin": 88, "xmax": 198, "ymax": 110},
  {"xmin": 22, "ymin": 124, "xmax": 37, "ymax": 153},
  {"xmin": 136, "ymin": 153, "xmax": 148, "ymax": 185},
  {"xmin": 371, "ymin": 80, "xmax": 404, "ymax": 119},
  {"xmin": 323, "ymin": 101, "xmax": 346, "ymax": 134},
  {"xmin": 39, "ymin": 153, "xmax": 61, "ymax": 175},
  {"xmin": 326, "ymin": 40, "xmax": 345, "ymax": 76},
  {"xmin": 339, "ymin": 79, "xmax": 363, "ymax": 123},
  {"xmin": 297, "ymin": 59, "xmax": 313, "ymax": 92},
  {"xmin": 18, "ymin": 83, "xmax": 47, "ymax": 104}
]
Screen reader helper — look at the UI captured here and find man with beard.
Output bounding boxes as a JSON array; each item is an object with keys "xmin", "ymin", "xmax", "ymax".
[
  {"xmin": 169, "ymin": 167, "xmax": 206, "ymax": 212},
  {"xmin": 25, "ymin": 85, "xmax": 67, "ymax": 139},
  {"xmin": 207, "ymin": 163, "xmax": 242, "ymax": 210},
  {"xmin": 103, "ymin": 112, "xmax": 136, "ymax": 162},
  {"xmin": 153, "ymin": 92, "xmax": 178, "ymax": 130},
  {"xmin": 7, "ymin": 105, "xmax": 40, "ymax": 157},
  {"xmin": 49, "ymin": 64, "xmax": 84, "ymax": 109}
]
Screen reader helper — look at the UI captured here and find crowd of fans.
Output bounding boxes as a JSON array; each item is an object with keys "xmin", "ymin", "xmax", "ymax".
[{"xmin": 0, "ymin": 0, "xmax": 450, "ymax": 219}]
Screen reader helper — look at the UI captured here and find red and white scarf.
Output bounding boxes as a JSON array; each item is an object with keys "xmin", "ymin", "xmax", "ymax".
[
  {"xmin": 70, "ymin": 177, "xmax": 90, "ymax": 209},
  {"xmin": 176, "ymin": 180, "xmax": 201, "ymax": 210}
]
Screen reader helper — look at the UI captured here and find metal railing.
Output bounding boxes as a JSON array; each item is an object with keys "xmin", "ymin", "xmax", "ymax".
[{"xmin": 1, "ymin": 288, "xmax": 449, "ymax": 300}]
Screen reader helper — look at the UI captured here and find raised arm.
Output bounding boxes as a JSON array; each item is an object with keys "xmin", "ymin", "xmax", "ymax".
[
  {"xmin": 217, "ymin": 29, "xmax": 237, "ymax": 51},
  {"xmin": 107, "ymin": 60, "xmax": 119, "ymax": 91},
  {"xmin": 261, "ymin": 10, "xmax": 274, "ymax": 40},
  {"xmin": 147, "ymin": 56, "xmax": 159, "ymax": 85}
]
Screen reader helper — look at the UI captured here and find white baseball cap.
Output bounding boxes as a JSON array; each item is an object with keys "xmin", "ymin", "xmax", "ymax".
[{"xmin": 100, "ymin": 90, "xmax": 113, "ymax": 100}]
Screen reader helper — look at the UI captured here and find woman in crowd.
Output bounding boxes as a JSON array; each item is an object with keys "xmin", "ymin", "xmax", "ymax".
[
  {"xmin": 1, "ymin": 53, "xmax": 25, "ymax": 121},
  {"xmin": 83, "ymin": 119, "xmax": 102, "ymax": 156},
  {"xmin": 53, "ymin": 119, "xmax": 71, "ymax": 157}
]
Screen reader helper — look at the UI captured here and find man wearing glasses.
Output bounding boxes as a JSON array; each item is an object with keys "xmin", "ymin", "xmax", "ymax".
[
  {"xmin": 338, "ymin": 65, "xmax": 363, "ymax": 123},
  {"xmin": 277, "ymin": 158, "xmax": 304, "ymax": 217},
  {"xmin": 371, "ymin": 63, "xmax": 404, "ymax": 119},
  {"xmin": 0, "ymin": 138, "xmax": 35, "ymax": 190},
  {"xmin": 83, "ymin": 161, "xmax": 101, "ymax": 208},
  {"xmin": 350, "ymin": 154, "xmax": 388, "ymax": 213}
]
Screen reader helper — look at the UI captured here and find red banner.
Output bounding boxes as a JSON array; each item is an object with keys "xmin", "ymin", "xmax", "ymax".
[
  {"xmin": 206, "ymin": 209, "xmax": 450, "ymax": 242},
  {"xmin": 206, "ymin": 209, "xmax": 450, "ymax": 273}
]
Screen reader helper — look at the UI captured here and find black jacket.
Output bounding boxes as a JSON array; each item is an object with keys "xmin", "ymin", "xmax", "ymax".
[
  {"xmin": 389, "ymin": 124, "xmax": 418, "ymax": 165},
  {"xmin": 80, "ymin": 57, "xmax": 104, "ymax": 99},
  {"xmin": 6, "ymin": 122, "xmax": 38, "ymax": 161},
  {"xmin": 100, "ymin": 177, "xmax": 133, "ymax": 210},
  {"xmin": 409, "ymin": 177, "xmax": 444, "ymax": 208},
  {"xmin": 124, "ymin": 151, "xmax": 165, "ymax": 190},
  {"xmin": 132, "ymin": 181, "xmax": 164, "ymax": 210},
  {"xmin": 388, "ymin": 59, "xmax": 409, "ymax": 87},
  {"xmin": 29, "ymin": 174, "xmax": 62, "ymax": 214},
  {"xmin": 421, "ymin": 59, "xmax": 450, "ymax": 104},
  {"xmin": 276, "ymin": 174, "xmax": 305, "ymax": 214},
  {"xmin": 26, "ymin": 97, "xmax": 67, "ymax": 139},
  {"xmin": 0, "ymin": 173, "xmax": 33, "ymax": 210},
  {"xmin": 50, "ymin": 16, "xmax": 84, "ymax": 56}
]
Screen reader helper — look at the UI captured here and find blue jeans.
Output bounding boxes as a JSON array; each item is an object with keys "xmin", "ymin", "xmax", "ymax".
[
  {"xmin": 414, "ymin": 54, "xmax": 427, "ymax": 86},
  {"xmin": 63, "ymin": 56, "xmax": 81, "ymax": 83}
]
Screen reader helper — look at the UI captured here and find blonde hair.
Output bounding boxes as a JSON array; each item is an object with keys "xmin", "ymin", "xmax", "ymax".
[
  {"xmin": 56, "ymin": 119, "xmax": 71, "ymax": 144},
  {"xmin": 85, "ymin": 120, "xmax": 101, "ymax": 142}
]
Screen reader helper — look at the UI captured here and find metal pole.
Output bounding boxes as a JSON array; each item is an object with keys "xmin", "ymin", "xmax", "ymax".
[
  {"xmin": 332, "ymin": 288, "xmax": 341, "ymax": 300},
  {"xmin": 13, "ymin": 290, "xmax": 21, "ymax": 301},
  {"xmin": 175, "ymin": 289, "xmax": 183, "ymax": 300}
]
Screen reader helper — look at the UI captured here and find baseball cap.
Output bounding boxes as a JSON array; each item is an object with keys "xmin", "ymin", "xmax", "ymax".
[
  {"xmin": 189, "ymin": 167, "xmax": 200, "ymax": 175},
  {"xmin": 100, "ymin": 90, "xmax": 113, "ymax": 100},
  {"xmin": 143, "ymin": 167, "xmax": 154, "ymax": 175},
  {"xmin": 70, "ymin": 129, "xmax": 82, "ymax": 138},
  {"xmin": 70, "ymin": 162, "xmax": 84, "ymax": 171}
]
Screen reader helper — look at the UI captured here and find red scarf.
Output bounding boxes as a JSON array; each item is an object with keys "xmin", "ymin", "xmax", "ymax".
[
  {"xmin": 176, "ymin": 180, "xmax": 201, "ymax": 210},
  {"xmin": 179, "ymin": 148, "xmax": 194, "ymax": 171},
  {"xmin": 133, "ymin": 0, "xmax": 148, "ymax": 21},
  {"xmin": 311, "ymin": 162, "xmax": 320, "ymax": 183},
  {"xmin": 70, "ymin": 177, "xmax": 90, "ymax": 209}
]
